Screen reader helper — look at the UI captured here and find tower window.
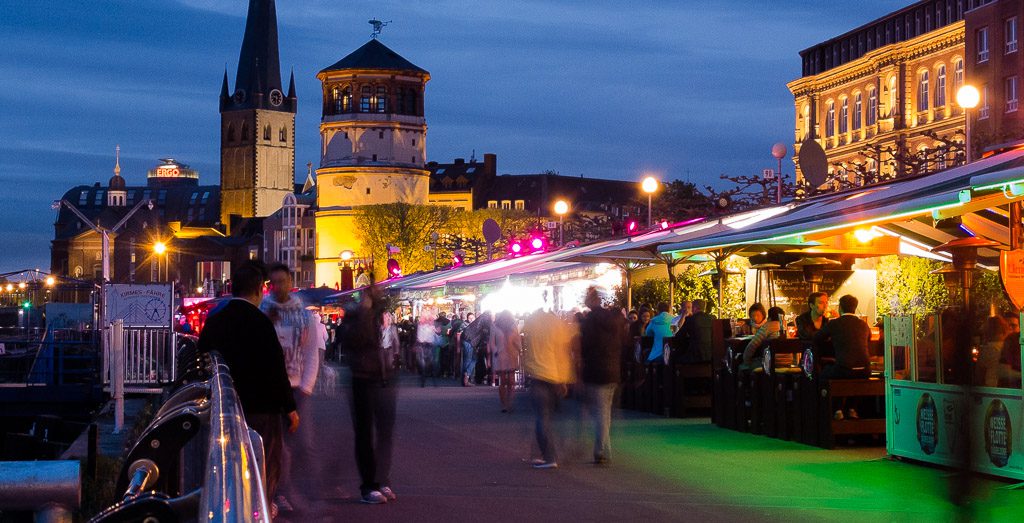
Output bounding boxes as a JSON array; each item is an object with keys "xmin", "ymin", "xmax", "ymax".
[
  {"xmin": 360, "ymin": 86, "xmax": 372, "ymax": 112},
  {"xmin": 412, "ymin": 156, "xmax": 416, "ymax": 163},
  {"xmin": 407, "ymin": 91, "xmax": 417, "ymax": 115},
  {"xmin": 264, "ymin": 125, "xmax": 271, "ymax": 140},
  {"xmin": 342, "ymin": 86, "xmax": 352, "ymax": 112},
  {"xmin": 366, "ymin": 188, "xmax": 371, "ymax": 195},
  {"xmin": 412, "ymin": 139, "xmax": 416, "ymax": 146},
  {"xmin": 372, "ymin": 154, "xmax": 378, "ymax": 161},
  {"xmin": 280, "ymin": 127, "xmax": 287, "ymax": 142},
  {"xmin": 397, "ymin": 89, "xmax": 406, "ymax": 114},
  {"xmin": 379, "ymin": 131, "xmax": 384, "ymax": 139},
  {"xmin": 332, "ymin": 87, "xmax": 340, "ymax": 113},
  {"xmin": 227, "ymin": 124, "xmax": 235, "ymax": 143},
  {"xmin": 241, "ymin": 122, "xmax": 249, "ymax": 142},
  {"xmin": 376, "ymin": 86, "xmax": 387, "ymax": 112}
]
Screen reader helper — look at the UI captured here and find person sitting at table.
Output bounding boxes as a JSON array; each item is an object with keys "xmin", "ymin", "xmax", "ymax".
[
  {"xmin": 681, "ymin": 299, "xmax": 715, "ymax": 362},
  {"xmin": 813, "ymin": 295, "xmax": 871, "ymax": 420},
  {"xmin": 671, "ymin": 300, "xmax": 692, "ymax": 333},
  {"xmin": 645, "ymin": 302, "xmax": 675, "ymax": 364},
  {"xmin": 740, "ymin": 306, "xmax": 785, "ymax": 370},
  {"xmin": 976, "ymin": 316, "xmax": 1008, "ymax": 387},
  {"xmin": 796, "ymin": 292, "xmax": 830, "ymax": 341},
  {"xmin": 747, "ymin": 303, "xmax": 767, "ymax": 335}
]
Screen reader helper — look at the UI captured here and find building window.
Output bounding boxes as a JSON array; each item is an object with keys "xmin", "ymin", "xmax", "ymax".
[
  {"xmin": 332, "ymin": 87, "xmax": 340, "ymax": 113},
  {"xmin": 1007, "ymin": 17, "xmax": 1018, "ymax": 54},
  {"xmin": 825, "ymin": 101, "xmax": 835, "ymax": 137},
  {"xmin": 241, "ymin": 122, "xmax": 248, "ymax": 141},
  {"xmin": 853, "ymin": 93, "xmax": 862, "ymax": 130},
  {"xmin": 953, "ymin": 59, "xmax": 964, "ymax": 92},
  {"xmin": 376, "ymin": 86, "xmax": 387, "ymax": 112},
  {"xmin": 935, "ymin": 65, "xmax": 946, "ymax": 108},
  {"xmin": 227, "ymin": 124, "xmax": 235, "ymax": 142},
  {"xmin": 867, "ymin": 87, "xmax": 877, "ymax": 125},
  {"xmin": 279, "ymin": 127, "xmax": 287, "ymax": 142},
  {"xmin": 501, "ymin": 200, "xmax": 511, "ymax": 210},
  {"xmin": 839, "ymin": 98, "xmax": 848, "ymax": 133},
  {"xmin": 372, "ymin": 154, "xmax": 377, "ymax": 161},
  {"xmin": 263, "ymin": 125, "xmax": 271, "ymax": 141},
  {"xmin": 981, "ymin": 83, "xmax": 991, "ymax": 119},
  {"xmin": 800, "ymin": 105, "xmax": 810, "ymax": 139},
  {"xmin": 1006, "ymin": 76, "xmax": 1018, "ymax": 112},
  {"xmin": 360, "ymin": 86, "xmax": 371, "ymax": 112},
  {"xmin": 514, "ymin": 200, "xmax": 525, "ymax": 210},
  {"xmin": 918, "ymin": 70, "xmax": 929, "ymax": 112},
  {"xmin": 342, "ymin": 86, "xmax": 351, "ymax": 112},
  {"xmin": 487, "ymin": 200, "xmax": 498, "ymax": 209},
  {"xmin": 978, "ymin": 27, "xmax": 989, "ymax": 62},
  {"xmin": 379, "ymin": 130, "xmax": 384, "ymax": 139},
  {"xmin": 887, "ymin": 76, "xmax": 898, "ymax": 117},
  {"xmin": 78, "ymin": 191, "xmax": 88, "ymax": 206},
  {"xmin": 407, "ymin": 91, "xmax": 417, "ymax": 115}
]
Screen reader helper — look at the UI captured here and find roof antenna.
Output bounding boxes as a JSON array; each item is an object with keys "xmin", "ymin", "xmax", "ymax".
[
  {"xmin": 470, "ymin": 149, "xmax": 476, "ymax": 163},
  {"xmin": 369, "ymin": 19, "xmax": 391, "ymax": 39}
]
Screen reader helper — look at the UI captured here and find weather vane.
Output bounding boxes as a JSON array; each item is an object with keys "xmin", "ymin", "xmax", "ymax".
[{"xmin": 369, "ymin": 19, "xmax": 391, "ymax": 39}]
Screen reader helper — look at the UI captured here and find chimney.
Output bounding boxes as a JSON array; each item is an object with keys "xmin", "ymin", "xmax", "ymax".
[
  {"xmin": 484, "ymin": 153, "xmax": 496, "ymax": 177},
  {"xmin": 454, "ymin": 158, "xmax": 465, "ymax": 165}
]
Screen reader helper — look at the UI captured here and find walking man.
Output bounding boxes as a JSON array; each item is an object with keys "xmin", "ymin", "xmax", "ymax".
[
  {"xmin": 522, "ymin": 308, "xmax": 576, "ymax": 469},
  {"xmin": 580, "ymin": 287, "xmax": 629, "ymax": 465},
  {"xmin": 261, "ymin": 263, "xmax": 321, "ymax": 511},
  {"xmin": 197, "ymin": 261, "xmax": 298, "ymax": 517}
]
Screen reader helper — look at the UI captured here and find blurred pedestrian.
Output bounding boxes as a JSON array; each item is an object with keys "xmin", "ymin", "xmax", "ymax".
[
  {"xmin": 523, "ymin": 308, "xmax": 575, "ymax": 468},
  {"xmin": 459, "ymin": 312, "xmax": 478, "ymax": 386},
  {"xmin": 261, "ymin": 263, "xmax": 321, "ymax": 512},
  {"xmin": 488, "ymin": 311, "xmax": 522, "ymax": 412},
  {"xmin": 416, "ymin": 311, "xmax": 438, "ymax": 387},
  {"xmin": 198, "ymin": 261, "xmax": 298, "ymax": 516},
  {"xmin": 340, "ymin": 285, "xmax": 399, "ymax": 504},
  {"xmin": 580, "ymin": 287, "xmax": 628, "ymax": 465}
]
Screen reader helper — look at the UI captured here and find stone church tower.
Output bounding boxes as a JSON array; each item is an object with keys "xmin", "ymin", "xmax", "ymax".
[
  {"xmin": 314, "ymin": 38, "xmax": 431, "ymax": 285},
  {"xmin": 219, "ymin": 0, "xmax": 296, "ymax": 228}
]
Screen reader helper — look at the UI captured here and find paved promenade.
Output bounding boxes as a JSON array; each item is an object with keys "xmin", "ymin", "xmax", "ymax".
[{"xmin": 274, "ymin": 368, "xmax": 1021, "ymax": 522}]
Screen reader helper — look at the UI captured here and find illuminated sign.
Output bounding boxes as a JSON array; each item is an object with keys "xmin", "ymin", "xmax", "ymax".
[{"xmin": 147, "ymin": 158, "xmax": 199, "ymax": 180}]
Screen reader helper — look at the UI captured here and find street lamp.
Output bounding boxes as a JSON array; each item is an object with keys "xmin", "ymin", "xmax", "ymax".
[
  {"xmin": 553, "ymin": 200, "xmax": 569, "ymax": 246},
  {"xmin": 641, "ymin": 176, "xmax": 659, "ymax": 228},
  {"xmin": 152, "ymin": 241, "xmax": 169, "ymax": 281},
  {"xmin": 956, "ymin": 85, "xmax": 980, "ymax": 163},
  {"xmin": 339, "ymin": 250, "xmax": 355, "ymax": 291}
]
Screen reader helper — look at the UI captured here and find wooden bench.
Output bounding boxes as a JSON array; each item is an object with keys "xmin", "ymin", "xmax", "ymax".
[{"xmin": 816, "ymin": 377, "xmax": 886, "ymax": 449}]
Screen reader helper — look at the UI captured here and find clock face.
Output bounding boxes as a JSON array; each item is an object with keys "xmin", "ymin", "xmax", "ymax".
[
  {"xmin": 233, "ymin": 89, "xmax": 246, "ymax": 104},
  {"xmin": 270, "ymin": 89, "xmax": 283, "ymax": 106}
]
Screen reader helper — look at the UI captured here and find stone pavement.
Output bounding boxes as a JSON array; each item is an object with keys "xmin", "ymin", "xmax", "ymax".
[{"xmin": 272, "ymin": 369, "xmax": 1021, "ymax": 522}]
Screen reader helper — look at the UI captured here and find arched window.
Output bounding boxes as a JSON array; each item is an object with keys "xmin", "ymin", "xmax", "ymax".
[
  {"xmin": 241, "ymin": 122, "xmax": 249, "ymax": 142},
  {"xmin": 396, "ymin": 89, "xmax": 406, "ymax": 115},
  {"xmin": 839, "ymin": 97, "xmax": 849, "ymax": 133},
  {"xmin": 853, "ymin": 93, "xmax": 862, "ymax": 130},
  {"xmin": 342, "ymin": 86, "xmax": 352, "ymax": 112},
  {"xmin": 360, "ymin": 86, "xmax": 372, "ymax": 112},
  {"xmin": 279, "ymin": 127, "xmax": 287, "ymax": 142},
  {"xmin": 918, "ymin": 70, "xmax": 929, "ymax": 112},
  {"xmin": 376, "ymin": 86, "xmax": 387, "ymax": 112},
  {"xmin": 888, "ymin": 76, "xmax": 898, "ymax": 117},
  {"xmin": 936, "ymin": 65, "xmax": 947, "ymax": 107},
  {"xmin": 801, "ymin": 105, "xmax": 810, "ymax": 140},
  {"xmin": 406, "ymin": 90, "xmax": 417, "ymax": 115},
  {"xmin": 867, "ymin": 87, "xmax": 877, "ymax": 125},
  {"xmin": 953, "ymin": 59, "xmax": 964, "ymax": 91},
  {"xmin": 263, "ymin": 125, "xmax": 271, "ymax": 141},
  {"xmin": 227, "ymin": 124, "xmax": 235, "ymax": 143},
  {"xmin": 332, "ymin": 86, "xmax": 341, "ymax": 113},
  {"xmin": 825, "ymin": 101, "xmax": 835, "ymax": 137}
]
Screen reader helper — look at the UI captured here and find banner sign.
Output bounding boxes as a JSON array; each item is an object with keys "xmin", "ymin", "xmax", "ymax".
[
  {"xmin": 104, "ymin": 284, "xmax": 173, "ymax": 327},
  {"xmin": 1000, "ymin": 250, "xmax": 1024, "ymax": 311}
]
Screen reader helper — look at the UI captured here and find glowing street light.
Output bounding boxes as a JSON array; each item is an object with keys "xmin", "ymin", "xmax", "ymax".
[
  {"xmin": 957, "ymin": 85, "xmax": 980, "ymax": 163},
  {"xmin": 153, "ymin": 241, "xmax": 167, "ymax": 255},
  {"xmin": 18, "ymin": 282, "xmax": 26, "ymax": 290},
  {"xmin": 553, "ymin": 200, "xmax": 569, "ymax": 246},
  {"xmin": 641, "ymin": 176, "xmax": 659, "ymax": 228},
  {"xmin": 340, "ymin": 250, "xmax": 354, "ymax": 262},
  {"xmin": 45, "ymin": 276, "xmax": 55, "ymax": 287}
]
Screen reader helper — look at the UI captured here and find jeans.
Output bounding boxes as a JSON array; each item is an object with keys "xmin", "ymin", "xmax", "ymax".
[
  {"xmin": 462, "ymin": 341, "xmax": 477, "ymax": 377},
  {"xmin": 349, "ymin": 377, "xmax": 398, "ymax": 494},
  {"xmin": 531, "ymin": 380, "xmax": 563, "ymax": 463},
  {"xmin": 280, "ymin": 390, "xmax": 314, "ymax": 497},
  {"xmin": 246, "ymin": 412, "xmax": 284, "ymax": 500},
  {"xmin": 584, "ymin": 383, "xmax": 617, "ymax": 461}
]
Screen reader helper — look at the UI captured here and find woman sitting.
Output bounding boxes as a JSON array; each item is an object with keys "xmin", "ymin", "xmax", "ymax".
[{"xmin": 740, "ymin": 306, "xmax": 785, "ymax": 370}]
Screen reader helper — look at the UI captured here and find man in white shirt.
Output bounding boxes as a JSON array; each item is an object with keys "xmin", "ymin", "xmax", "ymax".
[{"xmin": 261, "ymin": 263, "xmax": 321, "ymax": 511}]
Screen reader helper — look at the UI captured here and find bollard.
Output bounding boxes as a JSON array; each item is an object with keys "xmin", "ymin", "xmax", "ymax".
[
  {"xmin": 0, "ymin": 461, "xmax": 80, "ymax": 523},
  {"xmin": 112, "ymin": 319, "xmax": 124, "ymax": 434}
]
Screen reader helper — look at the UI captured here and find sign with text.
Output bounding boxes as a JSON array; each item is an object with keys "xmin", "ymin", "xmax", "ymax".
[
  {"xmin": 104, "ymin": 284, "xmax": 173, "ymax": 327},
  {"xmin": 1000, "ymin": 250, "xmax": 1024, "ymax": 311}
]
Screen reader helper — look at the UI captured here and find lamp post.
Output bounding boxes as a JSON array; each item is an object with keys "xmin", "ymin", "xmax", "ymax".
[
  {"xmin": 956, "ymin": 85, "xmax": 980, "ymax": 164},
  {"xmin": 641, "ymin": 176, "xmax": 659, "ymax": 228},
  {"xmin": 153, "ymin": 241, "xmax": 168, "ymax": 282},
  {"xmin": 553, "ymin": 200, "xmax": 569, "ymax": 246},
  {"xmin": 771, "ymin": 143, "xmax": 787, "ymax": 204},
  {"xmin": 339, "ymin": 250, "xmax": 354, "ymax": 291}
]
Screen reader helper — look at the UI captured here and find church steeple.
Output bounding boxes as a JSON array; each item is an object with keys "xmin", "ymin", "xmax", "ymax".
[{"xmin": 223, "ymin": 0, "xmax": 293, "ymax": 113}]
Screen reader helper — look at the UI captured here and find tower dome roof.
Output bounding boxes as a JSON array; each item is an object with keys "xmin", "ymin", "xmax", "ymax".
[
  {"xmin": 320, "ymin": 39, "xmax": 428, "ymax": 75},
  {"xmin": 108, "ymin": 174, "xmax": 126, "ymax": 191}
]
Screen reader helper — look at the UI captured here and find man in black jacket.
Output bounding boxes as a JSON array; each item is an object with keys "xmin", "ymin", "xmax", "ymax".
[
  {"xmin": 813, "ymin": 294, "xmax": 871, "ymax": 380},
  {"xmin": 580, "ymin": 287, "xmax": 629, "ymax": 465},
  {"xmin": 198, "ymin": 261, "xmax": 298, "ymax": 510}
]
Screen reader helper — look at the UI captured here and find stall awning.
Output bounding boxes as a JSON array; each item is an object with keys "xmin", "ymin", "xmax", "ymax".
[{"xmin": 658, "ymin": 148, "xmax": 1024, "ymax": 258}]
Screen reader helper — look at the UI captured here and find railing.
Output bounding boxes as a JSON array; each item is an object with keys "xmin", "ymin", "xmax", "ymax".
[
  {"xmin": 103, "ymin": 325, "xmax": 176, "ymax": 388},
  {"xmin": 90, "ymin": 351, "xmax": 269, "ymax": 522}
]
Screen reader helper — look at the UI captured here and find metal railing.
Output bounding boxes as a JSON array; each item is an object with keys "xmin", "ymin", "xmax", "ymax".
[
  {"xmin": 90, "ymin": 351, "xmax": 269, "ymax": 522},
  {"xmin": 103, "ymin": 325, "xmax": 176, "ymax": 388}
]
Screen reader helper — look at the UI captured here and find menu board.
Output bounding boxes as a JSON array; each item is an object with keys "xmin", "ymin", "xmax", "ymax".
[{"xmin": 744, "ymin": 269, "xmax": 877, "ymax": 320}]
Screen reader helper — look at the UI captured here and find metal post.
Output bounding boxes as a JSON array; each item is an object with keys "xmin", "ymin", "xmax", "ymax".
[
  {"xmin": 112, "ymin": 319, "xmax": 124, "ymax": 434},
  {"xmin": 776, "ymin": 157, "xmax": 783, "ymax": 204},
  {"xmin": 559, "ymin": 215, "xmax": 564, "ymax": 246},
  {"xmin": 647, "ymin": 193, "xmax": 652, "ymax": 229},
  {"xmin": 101, "ymin": 231, "xmax": 110, "ymax": 283},
  {"xmin": 965, "ymin": 108, "xmax": 972, "ymax": 164}
]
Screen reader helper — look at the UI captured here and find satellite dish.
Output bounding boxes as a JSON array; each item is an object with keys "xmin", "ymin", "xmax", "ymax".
[
  {"xmin": 482, "ymin": 218, "xmax": 501, "ymax": 244},
  {"xmin": 797, "ymin": 139, "xmax": 828, "ymax": 187}
]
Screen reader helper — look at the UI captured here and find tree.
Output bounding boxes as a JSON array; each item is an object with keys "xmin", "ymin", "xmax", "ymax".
[
  {"xmin": 353, "ymin": 203, "xmax": 457, "ymax": 279},
  {"xmin": 874, "ymin": 255, "xmax": 949, "ymax": 317},
  {"xmin": 652, "ymin": 180, "xmax": 712, "ymax": 222}
]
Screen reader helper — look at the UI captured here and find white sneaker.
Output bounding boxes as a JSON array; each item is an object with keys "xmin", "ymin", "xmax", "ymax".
[
  {"xmin": 360, "ymin": 490, "xmax": 388, "ymax": 504},
  {"xmin": 379, "ymin": 486, "xmax": 397, "ymax": 501},
  {"xmin": 531, "ymin": 459, "xmax": 558, "ymax": 469}
]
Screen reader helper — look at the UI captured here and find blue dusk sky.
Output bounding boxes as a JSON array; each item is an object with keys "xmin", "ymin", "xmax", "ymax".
[{"xmin": 0, "ymin": 0, "xmax": 907, "ymax": 272}]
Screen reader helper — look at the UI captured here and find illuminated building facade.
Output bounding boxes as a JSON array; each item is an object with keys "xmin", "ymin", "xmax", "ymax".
[
  {"xmin": 313, "ymin": 39, "xmax": 431, "ymax": 287},
  {"xmin": 789, "ymin": 1, "xmax": 968, "ymax": 185},
  {"xmin": 964, "ymin": 0, "xmax": 1024, "ymax": 149}
]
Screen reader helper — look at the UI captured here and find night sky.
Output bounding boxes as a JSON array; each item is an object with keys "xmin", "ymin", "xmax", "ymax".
[{"xmin": 0, "ymin": 0, "xmax": 907, "ymax": 272}]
